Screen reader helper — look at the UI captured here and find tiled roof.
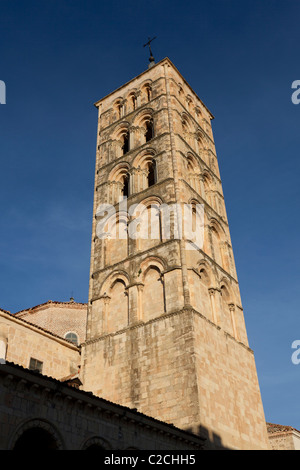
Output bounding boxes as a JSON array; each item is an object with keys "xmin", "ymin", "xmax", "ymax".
[
  {"xmin": 14, "ymin": 299, "xmax": 87, "ymax": 316},
  {"xmin": 267, "ymin": 422, "xmax": 300, "ymax": 434},
  {"xmin": 0, "ymin": 307, "xmax": 80, "ymax": 347}
]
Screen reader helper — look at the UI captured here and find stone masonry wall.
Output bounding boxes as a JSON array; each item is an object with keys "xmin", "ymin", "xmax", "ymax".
[{"xmin": 0, "ymin": 310, "xmax": 80, "ymax": 380}]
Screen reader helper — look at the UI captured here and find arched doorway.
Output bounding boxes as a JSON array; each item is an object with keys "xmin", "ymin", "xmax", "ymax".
[
  {"xmin": 10, "ymin": 419, "xmax": 64, "ymax": 450},
  {"xmin": 84, "ymin": 443, "xmax": 106, "ymax": 450},
  {"xmin": 13, "ymin": 427, "xmax": 59, "ymax": 450}
]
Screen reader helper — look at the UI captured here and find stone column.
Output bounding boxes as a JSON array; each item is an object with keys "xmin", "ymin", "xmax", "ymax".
[
  {"xmin": 129, "ymin": 125, "xmax": 136, "ymax": 151},
  {"xmin": 199, "ymin": 175, "xmax": 206, "ymax": 200},
  {"xmin": 208, "ymin": 288, "xmax": 218, "ymax": 325},
  {"xmin": 0, "ymin": 334, "xmax": 7, "ymax": 364},
  {"xmin": 127, "ymin": 282, "xmax": 144, "ymax": 324},
  {"xmin": 163, "ymin": 268, "xmax": 184, "ymax": 313},
  {"xmin": 229, "ymin": 303, "xmax": 238, "ymax": 340},
  {"xmin": 135, "ymin": 90, "xmax": 141, "ymax": 108}
]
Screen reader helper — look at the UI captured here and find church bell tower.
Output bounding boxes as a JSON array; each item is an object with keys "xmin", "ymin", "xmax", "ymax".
[{"xmin": 81, "ymin": 57, "xmax": 270, "ymax": 450}]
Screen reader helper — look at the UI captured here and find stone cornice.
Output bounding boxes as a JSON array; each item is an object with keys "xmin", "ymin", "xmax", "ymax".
[{"xmin": 83, "ymin": 306, "xmax": 252, "ymax": 354}]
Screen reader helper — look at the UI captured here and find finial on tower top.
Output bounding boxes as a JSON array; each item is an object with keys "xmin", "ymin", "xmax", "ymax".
[{"xmin": 143, "ymin": 36, "xmax": 156, "ymax": 68}]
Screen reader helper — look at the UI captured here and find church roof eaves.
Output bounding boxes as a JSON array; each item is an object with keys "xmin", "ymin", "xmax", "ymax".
[{"xmin": 0, "ymin": 361, "xmax": 205, "ymax": 447}]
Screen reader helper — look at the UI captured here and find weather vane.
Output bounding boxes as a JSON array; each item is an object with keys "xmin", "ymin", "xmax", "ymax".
[{"xmin": 143, "ymin": 36, "xmax": 156, "ymax": 67}]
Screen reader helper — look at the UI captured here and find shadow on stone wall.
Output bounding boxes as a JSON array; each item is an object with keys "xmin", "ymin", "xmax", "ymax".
[{"xmin": 185, "ymin": 425, "xmax": 231, "ymax": 450}]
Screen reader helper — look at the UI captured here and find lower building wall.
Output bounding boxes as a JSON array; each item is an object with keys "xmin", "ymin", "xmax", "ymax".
[
  {"xmin": 268, "ymin": 432, "xmax": 300, "ymax": 450},
  {"xmin": 82, "ymin": 310, "xmax": 200, "ymax": 429},
  {"xmin": 0, "ymin": 363, "xmax": 203, "ymax": 450},
  {"xmin": 192, "ymin": 312, "xmax": 270, "ymax": 450},
  {"xmin": 0, "ymin": 313, "xmax": 80, "ymax": 380},
  {"xmin": 81, "ymin": 308, "xmax": 270, "ymax": 450}
]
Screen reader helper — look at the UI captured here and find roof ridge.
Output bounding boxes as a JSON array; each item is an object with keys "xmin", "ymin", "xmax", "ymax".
[{"xmin": 15, "ymin": 300, "xmax": 87, "ymax": 315}]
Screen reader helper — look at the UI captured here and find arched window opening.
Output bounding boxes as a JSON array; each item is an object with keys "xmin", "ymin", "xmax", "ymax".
[
  {"xmin": 122, "ymin": 132, "xmax": 129, "ymax": 155},
  {"xmin": 142, "ymin": 266, "xmax": 165, "ymax": 321},
  {"xmin": 145, "ymin": 120, "xmax": 154, "ymax": 142},
  {"xmin": 196, "ymin": 132, "xmax": 204, "ymax": 152},
  {"xmin": 121, "ymin": 173, "xmax": 130, "ymax": 198},
  {"xmin": 146, "ymin": 86, "xmax": 151, "ymax": 102},
  {"xmin": 65, "ymin": 332, "xmax": 78, "ymax": 346},
  {"xmin": 220, "ymin": 284, "xmax": 236, "ymax": 336},
  {"xmin": 186, "ymin": 96, "xmax": 193, "ymax": 111},
  {"xmin": 131, "ymin": 95, "xmax": 136, "ymax": 111},
  {"xmin": 192, "ymin": 205, "xmax": 197, "ymax": 233},
  {"xmin": 186, "ymin": 155, "xmax": 200, "ymax": 192},
  {"xmin": 108, "ymin": 279, "xmax": 129, "ymax": 332},
  {"xmin": 85, "ymin": 444, "xmax": 106, "ymax": 450},
  {"xmin": 147, "ymin": 160, "xmax": 156, "ymax": 187},
  {"xmin": 115, "ymin": 102, "xmax": 123, "ymax": 119},
  {"xmin": 187, "ymin": 158, "xmax": 194, "ymax": 173},
  {"xmin": 13, "ymin": 428, "xmax": 59, "ymax": 450},
  {"xmin": 195, "ymin": 106, "xmax": 202, "ymax": 117},
  {"xmin": 118, "ymin": 105, "xmax": 122, "ymax": 118}
]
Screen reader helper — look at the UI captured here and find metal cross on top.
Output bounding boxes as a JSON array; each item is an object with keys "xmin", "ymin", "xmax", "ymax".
[{"xmin": 143, "ymin": 36, "xmax": 156, "ymax": 65}]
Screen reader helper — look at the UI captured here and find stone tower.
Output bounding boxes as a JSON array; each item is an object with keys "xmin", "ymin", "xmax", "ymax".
[{"xmin": 81, "ymin": 58, "xmax": 270, "ymax": 450}]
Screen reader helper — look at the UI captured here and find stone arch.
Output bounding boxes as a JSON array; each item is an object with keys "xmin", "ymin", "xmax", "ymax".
[
  {"xmin": 185, "ymin": 153, "xmax": 201, "ymax": 192},
  {"xmin": 219, "ymin": 278, "xmax": 237, "ymax": 337},
  {"xmin": 108, "ymin": 162, "xmax": 131, "ymax": 202},
  {"xmin": 100, "ymin": 271, "xmax": 130, "ymax": 334},
  {"xmin": 198, "ymin": 259, "xmax": 215, "ymax": 286},
  {"xmin": 195, "ymin": 128, "xmax": 205, "ymax": 155},
  {"xmin": 181, "ymin": 112, "xmax": 195, "ymax": 148},
  {"xmin": 133, "ymin": 108, "xmax": 154, "ymax": 146},
  {"xmin": 99, "ymin": 270, "xmax": 130, "ymax": 299},
  {"xmin": 109, "ymin": 161, "xmax": 130, "ymax": 180},
  {"xmin": 186, "ymin": 94, "xmax": 194, "ymax": 112},
  {"xmin": 181, "ymin": 112, "xmax": 193, "ymax": 133},
  {"xmin": 126, "ymin": 89, "xmax": 138, "ymax": 113},
  {"xmin": 189, "ymin": 259, "xmax": 215, "ymax": 321},
  {"xmin": 133, "ymin": 147, "xmax": 156, "ymax": 168},
  {"xmin": 81, "ymin": 436, "xmax": 112, "ymax": 450},
  {"xmin": 112, "ymin": 122, "xmax": 131, "ymax": 157},
  {"xmin": 201, "ymin": 170, "xmax": 215, "ymax": 206},
  {"xmin": 64, "ymin": 331, "xmax": 79, "ymax": 346},
  {"xmin": 194, "ymin": 105, "xmax": 202, "ymax": 118},
  {"xmin": 209, "ymin": 218, "xmax": 232, "ymax": 273},
  {"xmin": 103, "ymin": 211, "xmax": 129, "ymax": 266},
  {"xmin": 183, "ymin": 197, "xmax": 205, "ymax": 251},
  {"xmin": 113, "ymin": 97, "xmax": 124, "ymax": 120},
  {"xmin": 209, "ymin": 218, "xmax": 227, "ymax": 269},
  {"xmin": 9, "ymin": 418, "xmax": 65, "ymax": 450},
  {"xmin": 140, "ymin": 80, "xmax": 152, "ymax": 103},
  {"xmin": 140, "ymin": 258, "xmax": 166, "ymax": 321},
  {"xmin": 202, "ymin": 171, "xmax": 222, "ymax": 214},
  {"xmin": 130, "ymin": 197, "xmax": 163, "ymax": 251},
  {"xmin": 140, "ymin": 255, "xmax": 167, "ymax": 274},
  {"xmin": 132, "ymin": 149, "xmax": 157, "ymax": 191},
  {"xmin": 177, "ymin": 83, "xmax": 184, "ymax": 99}
]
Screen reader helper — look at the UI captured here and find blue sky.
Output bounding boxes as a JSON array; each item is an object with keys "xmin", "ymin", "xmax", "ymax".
[{"xmin": 1, "ymin": 0, "xmax": 300, "ymax": 430}]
